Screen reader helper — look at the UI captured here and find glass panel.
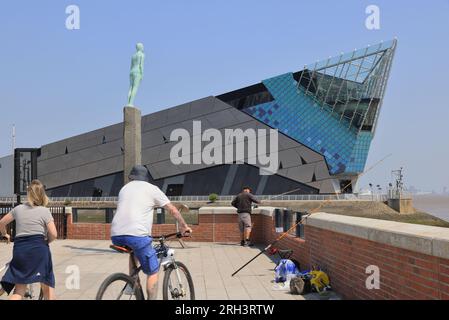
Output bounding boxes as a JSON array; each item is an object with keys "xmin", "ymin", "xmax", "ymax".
[
  {"xmin": 157, "ymin": 208, "xmax": 199, "ymax": 225},
  {"xmin": 346, "ymin": 74, "xmax": 357, "ymax": 82},
  {"xmin": 315, "ymin": 59, "xmax": 329, "ymax": 70},
  {"xmin": 295, "ymin": 40, "xmax": 396, "ymax": 133},
  {"xmin": 340, "ymin": 51, "xmax": 355, "ymax": 63},
  {"xmin": 346, "ymin": 64, "xmax": 361, "ymax": 78},
  {"xmin": 361, "ymin": 58, "xmax": 375, "ymax": 71},
  {"xmin": 356, "ymin": 71, "xmax": 370, "ymax": 83},
  {"xmin": 350, "ymin": 58, "xmax": 363, "ymax": 68},
  {"xmin": 335, "ymin": 63, "xmax": 345, "ymax": 77},
  {"xmin": 366, "ymin": 43, "xmax": 383, "ymax": 55},
  {"xmin": 380, "ymin": 39, "xmax": 395, "ymax": 51},
  {"xmin": 324, "ymin": 66, "xmax": 337, "ymax": 76},
  {"xmin": 75, "ymin": 209, "xmax": 107, "ymax": 223},
  {"xmin": 352, "ymin": 47, "xmax": 368, "ymax": 60},
  {"xmin": 328, "ymin": 55, "xmax": 342, "ymax": 66}
]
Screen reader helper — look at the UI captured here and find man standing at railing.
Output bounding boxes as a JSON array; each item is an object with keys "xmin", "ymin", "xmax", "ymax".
[{"xmin": 231, "ymin": 186, "xmax": 261, "ymax": 247}]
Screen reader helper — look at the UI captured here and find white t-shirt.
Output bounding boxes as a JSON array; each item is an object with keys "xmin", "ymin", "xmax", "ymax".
[{"xmin": 111, "ymin": 181, "xmax": 170, "ymax": 237}]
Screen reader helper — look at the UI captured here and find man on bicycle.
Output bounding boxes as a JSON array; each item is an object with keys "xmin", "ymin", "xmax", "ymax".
[{"xmin": 111, "ymin": 165, "xmax": 192, "ymax": 300}]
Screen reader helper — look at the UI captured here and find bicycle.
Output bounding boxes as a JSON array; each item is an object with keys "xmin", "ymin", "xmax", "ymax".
[
  {"xmin": 0, "ymin": 237, "xmax": 44, "ymax": 300},
  {"xmin": 96, "ymin": 232, "xmax": 195, "ymax": 300}
]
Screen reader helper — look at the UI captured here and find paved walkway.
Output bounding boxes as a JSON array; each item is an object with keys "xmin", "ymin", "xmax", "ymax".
[{"xmin": 0, "ymin": 240, "xmax": 339, "ymax": 300}]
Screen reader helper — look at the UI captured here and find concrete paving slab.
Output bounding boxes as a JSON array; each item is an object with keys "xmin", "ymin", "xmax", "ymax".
[{"xmin": 0, "ymin": 240, "xmax": 340, "ymax": 300}]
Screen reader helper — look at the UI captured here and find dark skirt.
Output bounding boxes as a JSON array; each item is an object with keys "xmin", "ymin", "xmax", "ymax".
[{"xmin": 1, "ymin": 235, "xmax": 55, "ymax": 295}]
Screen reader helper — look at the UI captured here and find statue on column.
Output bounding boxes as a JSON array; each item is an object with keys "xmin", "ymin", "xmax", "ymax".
[{"xmin": 127, "ymin": 43, "xmax": 145, "ymax": 106}]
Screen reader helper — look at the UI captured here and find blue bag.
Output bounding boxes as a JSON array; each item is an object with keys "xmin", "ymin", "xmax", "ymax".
[{"xmin": 274, "ymin": 259, "xmax": 299, "ymax": 283}]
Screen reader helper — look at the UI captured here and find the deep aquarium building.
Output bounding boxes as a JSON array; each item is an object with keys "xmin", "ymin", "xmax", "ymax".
[{"xmin": 27, "ymin": 40, "xmax": 397, "ymax": 197}]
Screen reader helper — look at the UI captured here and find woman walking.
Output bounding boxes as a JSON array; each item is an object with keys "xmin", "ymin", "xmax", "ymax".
[{"xmin": 0, "ymin": 180, "xmax": 57, "ymax": 300}]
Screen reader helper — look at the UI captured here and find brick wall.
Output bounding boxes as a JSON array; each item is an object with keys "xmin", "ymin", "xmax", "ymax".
[
  {"xmin": 311, "ymin": 226, "xmax": 449, "ymax": 300},
  {"xmin": 66, "ymin": 212, "xmax": 242, "ymax": 243},
  {"xmin": 67, "ymin": 213, "xmax": 111, "ymax": 240},
  {"xmin": 255, "ymin": 213, "xmax": 449, "ymax": 300}
]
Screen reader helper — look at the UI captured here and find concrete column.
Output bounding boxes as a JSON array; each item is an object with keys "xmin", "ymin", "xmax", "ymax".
[
  {"xmin": 123, "ymin": 106, "xmax": 142, "ymax": 184},
  {"xmin": 387, "ymin": 198, "xmax": 415, "ymax": 214}
]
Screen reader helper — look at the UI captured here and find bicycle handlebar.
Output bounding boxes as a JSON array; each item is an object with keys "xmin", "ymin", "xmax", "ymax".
[{"xmin": 152, "ymin": 231, "xmax": 191, "ymax": 240}]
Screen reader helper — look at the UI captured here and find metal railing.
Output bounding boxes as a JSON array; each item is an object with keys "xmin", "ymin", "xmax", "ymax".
[
  {"xmin": 0, "ymin": 198, "xmax": 16, "ymax": 204},
  {"xmin": 0, "ymin": 206, "xmax": 15, "ymax": 237},
  {"xmin": 168, "ymin": 194, "xmax": 387, "ymax": 202},
  {"xmin": 387, "ymin": 189, "xmax": 412, "ymax": 200},
  {"xmin": 50, "ymin": 207, "xmax": 67, "ymax": 239},
  {"xmin": 0, "ymin": 193, "xmax": 388, "ymax": 204},
  {"xmin": 46, "ymin": 196, "xmax": 119, "ymax": 202}
]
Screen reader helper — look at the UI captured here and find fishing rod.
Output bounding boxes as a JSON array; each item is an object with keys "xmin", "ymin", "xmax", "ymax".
[{"xmin": 231, "ymin": 153, "xmax": 392, "ymax": 277}]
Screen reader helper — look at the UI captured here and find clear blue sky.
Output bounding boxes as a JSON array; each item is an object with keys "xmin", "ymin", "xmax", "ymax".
[{"xmin": 1, "ymin": 0, "xmax": 448, "ymax": 192}]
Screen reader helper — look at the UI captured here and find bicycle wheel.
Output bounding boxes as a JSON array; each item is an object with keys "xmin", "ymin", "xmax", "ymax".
[
  {"xmin": 24, "ymin": 283, "xmax": 43, "ymax": 300},
  {"xmin": 96, "ymin": 273, "xmax": 144, "ymax": 300},
  {"xmin": 162, "ymin": 261, "xmax": 195, "ymax": 300}
]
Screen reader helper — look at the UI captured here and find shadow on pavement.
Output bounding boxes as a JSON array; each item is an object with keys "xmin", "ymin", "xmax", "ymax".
[{"xmin": 63, "ymin": 245, "xmax": 115, "ymax": 254}]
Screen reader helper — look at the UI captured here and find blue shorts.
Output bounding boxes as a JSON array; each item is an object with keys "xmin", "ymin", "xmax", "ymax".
[{"xmin": 111, "ymin": 235, "xmax": 160, "ymax": 275}]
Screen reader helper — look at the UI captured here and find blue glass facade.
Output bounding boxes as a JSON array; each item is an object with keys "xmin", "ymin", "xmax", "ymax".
[
  {"xmin": 242, "ymin": 40, "xmax": 397, "ymax": 176},
  {"xmin": 245, "ymin": 73, "xmax": 373, "ymax": 174}
]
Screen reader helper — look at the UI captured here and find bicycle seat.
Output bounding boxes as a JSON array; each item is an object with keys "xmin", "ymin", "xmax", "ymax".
[{"xmin": 110, "ymin": 244, "xmax": 133, "ymax": 254}]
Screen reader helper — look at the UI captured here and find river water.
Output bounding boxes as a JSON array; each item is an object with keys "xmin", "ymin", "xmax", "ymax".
[{"xmin": 412, "ymin": 194, "xmax": 449, "ymax": 222}]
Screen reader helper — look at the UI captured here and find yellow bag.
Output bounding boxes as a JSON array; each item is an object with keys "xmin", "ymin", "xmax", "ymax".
[{"xmin": 309, "ymin": 270, "xmax": 330, "ymax": 293}]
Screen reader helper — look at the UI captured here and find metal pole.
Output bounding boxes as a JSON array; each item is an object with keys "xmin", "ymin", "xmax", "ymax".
[{"xmin": 11, "ymin": 124, "xmax": 15, "ymax": 208}]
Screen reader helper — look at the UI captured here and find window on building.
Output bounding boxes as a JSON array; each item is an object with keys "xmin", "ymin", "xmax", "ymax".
[
  {"xmin": 166, "ymin": 184, "xmax": 183, "ymax": 196},
  {"xmin": 217, "ymin": 83, "xmax": 274, "ymax": 110},
  {"xmin": 340, "ymin": 180, "xmax": 353, "ymax": 193}
]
